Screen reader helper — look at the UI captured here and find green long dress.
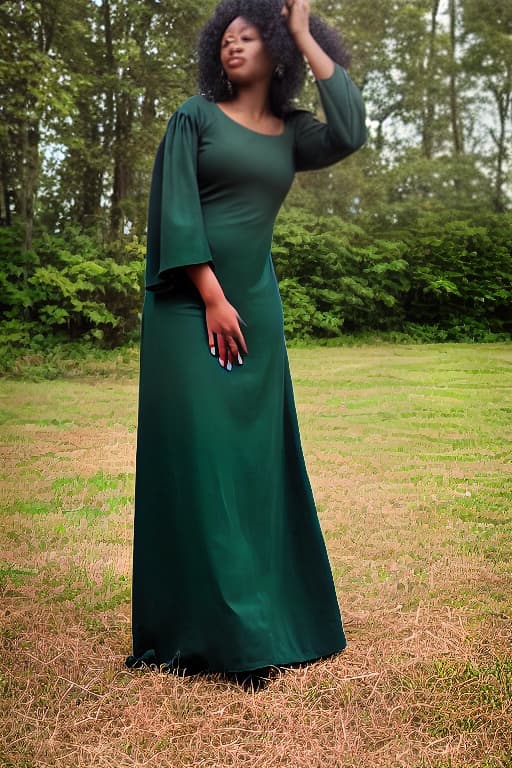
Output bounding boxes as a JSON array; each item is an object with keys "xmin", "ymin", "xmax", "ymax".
[{"xmin": 128, "ymin": 64, "xmax": 366, "ymax": 674}]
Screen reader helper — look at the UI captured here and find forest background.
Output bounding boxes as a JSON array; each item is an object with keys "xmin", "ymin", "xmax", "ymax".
[{"xmin": 1, "ymin": 0, "xmax": 512, "ymax": 367}]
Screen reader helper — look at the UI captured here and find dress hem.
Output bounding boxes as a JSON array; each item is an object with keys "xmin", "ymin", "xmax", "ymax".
[{"xmin": 125, "ymin": 642, "xmax": 347, "ymax": 676}]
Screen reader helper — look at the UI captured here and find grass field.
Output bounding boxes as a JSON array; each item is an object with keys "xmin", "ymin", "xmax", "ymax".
[{"xmin": 1, "ymin": 343, "xmax": 511, "ymax": 768}]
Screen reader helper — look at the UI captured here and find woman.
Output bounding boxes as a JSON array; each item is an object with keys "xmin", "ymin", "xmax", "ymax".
[{"xmin": 127, "ymin": 0, "xmax": 366, "ymax": 678}]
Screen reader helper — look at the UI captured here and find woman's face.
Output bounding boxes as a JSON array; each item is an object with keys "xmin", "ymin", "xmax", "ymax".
[{"xmin": 220, "ymin": 17, "xmax": 274, "ymax": 86}]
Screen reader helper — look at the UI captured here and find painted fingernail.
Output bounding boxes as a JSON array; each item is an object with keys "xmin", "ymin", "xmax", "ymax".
[
  {"xmin": 210, "ymin": 346, "xmax": 216, "ymax": 356},
  {"xmin": 226, "ymin": 361, "xmax": 232, "ymax": 372},
  {"xmin": 219, "ymin": 358, "xmax": 225, "ymax": 367},
  {"xmin": 237, "ymin": 353, "xmax": 243, "ymax": 365}
]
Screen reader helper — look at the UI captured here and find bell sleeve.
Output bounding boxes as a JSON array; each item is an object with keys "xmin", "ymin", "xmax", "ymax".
[
  {"xmin": 145, "ymin": 103, "xmax": 212, "ymax": 292},
  {"xmin": 292, "ymin": 64, "xmax": 367, "ymax": 172}
]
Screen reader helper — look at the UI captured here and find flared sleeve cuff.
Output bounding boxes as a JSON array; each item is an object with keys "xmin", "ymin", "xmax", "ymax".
[
  {"xmin": 145, "ymin": 103, "xmax": 212, "ymax": 291},
  {"xmin": 292, "ymin": 64, "xmax": 367, "ymax": 172}
]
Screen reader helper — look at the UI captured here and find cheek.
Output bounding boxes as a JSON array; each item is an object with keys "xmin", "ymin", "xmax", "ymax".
[{"xmin": 255, "ymin": 44, "xmax": 273, "ymax": 71}]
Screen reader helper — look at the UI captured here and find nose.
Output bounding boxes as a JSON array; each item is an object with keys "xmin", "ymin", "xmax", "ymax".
[{"xmin": 228, "ymin": 38, "xmax": 242, "ymax": 54}]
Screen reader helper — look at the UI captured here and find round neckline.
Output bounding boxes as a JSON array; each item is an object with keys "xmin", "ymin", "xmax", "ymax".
[{"xmin": 211, "ymin": 101, "xmax": 286, "ymax": 137}]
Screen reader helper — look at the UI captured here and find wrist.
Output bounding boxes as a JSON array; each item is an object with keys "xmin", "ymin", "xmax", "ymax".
[
  {"xmin": 204, "ymin": 292, "xmax": 227, "ymax": 309},
  {"xmin": 184, "ymin": 264, "xmax": 226, "ymax": 307}
]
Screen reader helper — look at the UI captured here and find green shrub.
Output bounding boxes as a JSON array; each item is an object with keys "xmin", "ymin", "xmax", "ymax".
[
  {"xmin": 273, "ymin": 208, "xmax": 410, "ymax": 336},
  {"xmin": 1, "ymin": 208, "xmax": 511, "ymax": 362},
  {"xmin": 0, "ymin": 225, "xmax": 144, "ymax": 357},
  {"xmin": 403, "ymin": 215, "xmax": 512, "ymax": 335},
  {"xmin": 272, "ymin": 208, "xmax": 511, "ymax": 341}
]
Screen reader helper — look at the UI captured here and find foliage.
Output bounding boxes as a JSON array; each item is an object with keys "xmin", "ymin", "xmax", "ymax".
[
  {"xmin": 273, "ymin": 207, "xmax": 511, "ymax": 342},
  {"xmin": 1, "ymin": 207, "xmax": 510, "ymax": 366},
  {"xmin": 0, "ymin": 0, "xmax": 216, "ymax": 244},
  {"xmin": 0, "ymin": 225, "xmax": 144, "ymax": 360},
  {"xmin": 273, "ymin": 208, "xmax": 410, "ymax": 338},
  {"xmin": 403, "ymin": 214, "xmax": 512, "ymax": 339},
  {"xmin": 3, "ymin": 0, "xmax": 512, "ymax": 251},
  {"xmin": 2, "ymin": 0, "xmax": 512, "ymax": 360}
]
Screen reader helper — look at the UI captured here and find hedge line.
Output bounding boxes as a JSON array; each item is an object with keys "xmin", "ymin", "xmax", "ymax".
[{"xmin": 1, "ymin": 210, "xmax": 511, "ymax": 362}]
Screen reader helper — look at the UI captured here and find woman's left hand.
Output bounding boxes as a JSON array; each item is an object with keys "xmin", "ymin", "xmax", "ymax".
[{"xmin": 281, "ymin": 0, "xmax": 311, "ymax": 42}]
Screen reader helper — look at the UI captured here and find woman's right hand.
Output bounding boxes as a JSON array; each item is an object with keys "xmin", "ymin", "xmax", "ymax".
[
  {"xmin": 183, "ymin": 264, "xmax": 248, "ymax": 372},
  {"xmin": 205, "ymin": 298, "xmax": 248, "ymax": 371}
]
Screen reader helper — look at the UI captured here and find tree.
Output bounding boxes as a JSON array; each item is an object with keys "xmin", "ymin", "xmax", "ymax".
[
  {"xmin": 1, "ymin": 0, "xmax": 216, "ymax": 244},
  {"xmin": 0, "ymin": 0, "xmax": 69, "ymax": 250},
  {"xmin": 462, "ymin": 0, "xmax": 512, "ymax": 212}
]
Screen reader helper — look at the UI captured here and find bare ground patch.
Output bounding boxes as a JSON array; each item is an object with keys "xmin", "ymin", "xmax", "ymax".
[{"xmin": 1, "ymin": 597, "xmax": 511, "ymax": 768}]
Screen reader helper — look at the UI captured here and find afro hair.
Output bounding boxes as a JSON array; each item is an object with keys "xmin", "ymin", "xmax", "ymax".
[{"xmin": 198, "ymin": 0, "xmax": 351, "ymax": 117}]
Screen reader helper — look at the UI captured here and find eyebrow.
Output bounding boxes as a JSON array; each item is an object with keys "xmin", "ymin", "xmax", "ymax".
[{"xmin": 223, "ymin": 24, "xmax": 255, "ymax": 37}]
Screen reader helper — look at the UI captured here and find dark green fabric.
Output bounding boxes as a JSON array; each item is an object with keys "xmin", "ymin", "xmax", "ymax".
[{"xmin": 130, "ymin": 65, "xmax": 366, "ymax": 674}]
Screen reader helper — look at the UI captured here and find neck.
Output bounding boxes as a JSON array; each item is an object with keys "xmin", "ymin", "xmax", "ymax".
[{"xmin": 231, "ymin": 80, "xmax": 272, "ymax": 117}]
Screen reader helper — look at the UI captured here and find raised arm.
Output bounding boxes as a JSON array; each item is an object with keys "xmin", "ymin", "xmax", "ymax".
[
  {"xmin": 281, "ymin": 0, "xmax": 335, "ymax": 80},
  {"xmin": 282, "ymin": 0, "xmax": 367, "ymax": 171}
]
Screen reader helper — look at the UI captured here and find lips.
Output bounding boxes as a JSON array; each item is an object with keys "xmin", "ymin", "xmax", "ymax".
[{"xmin": 226, "ymin": 57, "xmax": 245, "ymax": 67}]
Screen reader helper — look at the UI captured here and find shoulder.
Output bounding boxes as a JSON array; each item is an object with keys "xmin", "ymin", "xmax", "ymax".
[
  {"xmin": 176, "ymin": 95, "xmax": 213, "ymax": 122},
  {"xmin": 284, "ymin": 108, "xmax": 316, "ymax": 134},
  {"xmin": 165, "ymin": 95, "xmax": 212, "ymax": 133},
  {"xmin": 285, "ymin": 108, "xmax": 312, "ymax": 124},
  {"xmin": 177, "ymin": 94, "xmax": 210, "ymax": 116}
]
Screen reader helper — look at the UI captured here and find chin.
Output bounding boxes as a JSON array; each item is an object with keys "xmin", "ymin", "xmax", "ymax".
[
  {"xmin": 226, "ymin": 69, "xmax": 248, "ymax": 81},
  {"xmin": 230, "ymin": 72, "xmax": 270, "ymax": 87}
]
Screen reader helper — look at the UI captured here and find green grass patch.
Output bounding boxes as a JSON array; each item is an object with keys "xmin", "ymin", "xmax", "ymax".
[
  {"xmin": 1, "ymin": 471, "xmax": 133, "ymax": 522},
  {"xmin": 0, "ymin": 563, "xmax": 37, "ymax": 587},
  {"xmin": 37, "ymin": 563, "xmax": 131, "ymax": 612},
  {"xmin": 9, "ymin": 501, "xmax": 54, "ymax": 516}
]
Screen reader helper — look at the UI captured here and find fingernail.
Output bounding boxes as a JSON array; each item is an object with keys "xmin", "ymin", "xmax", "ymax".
[
  {"xmin": 210, "ymin": 346, "xmax": 216, "ymax": 356},
  {"xmin": 226, "ymin": 361, "xmax": 232, "ymax": 372},
  {"xmin": 237, "ymin": 353, "xmax": 243, "ymax": 365},
  {"xmin": 219, "ymin": 358, "xmax": 225, "ymax": 367}
]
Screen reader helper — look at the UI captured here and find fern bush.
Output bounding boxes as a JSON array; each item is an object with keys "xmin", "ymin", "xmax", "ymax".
[{"xmin": 0, "ymin": 226, "xmax": 144, "ymax": 357}]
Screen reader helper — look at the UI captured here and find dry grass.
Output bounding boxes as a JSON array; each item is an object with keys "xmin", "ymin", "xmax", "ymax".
[{"xmin": 1, "ymin": 343, "xmax": 511, "ymax": 768}]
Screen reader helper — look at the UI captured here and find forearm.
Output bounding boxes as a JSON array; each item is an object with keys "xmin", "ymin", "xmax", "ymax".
[
  {"xmin": 294, "ymin": 31, "xmax": 335, "ymax": 81},
  {"xmin": 184, "ymin": 263, "xmax": 225, "ymax": 307},
  {"xmin": 282, "ymin": 0, "xmax": 335, "ymax": 80}
]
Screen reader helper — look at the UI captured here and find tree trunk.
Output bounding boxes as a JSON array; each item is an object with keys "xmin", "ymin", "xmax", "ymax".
[
  {"xmin": 110, "ymin": 91, "xmax": 134, "ymax": 239},
  {"xmin": 491, "ymin": 83, "xmax": 511, "ymax": 213},
  {"xmin": 102, "ymin": 0, "xmax": 115, "ymax": 152},
  {"xmin": 422, "ymin": 0, "xmax": 441, "ymax": 160},
  {"xmin": 18, "ymin": 1, "xmax": 57, "ymax": 250},
  {"xmin": 448, "ymin": 0, "xmax": 464, "ymax": 155},
  {"xmin": 0, "ymin": 157, "xmax": 12, "ymax": 226},
  {"xmin": 20, "ymin": 117, "xmax": 40, "ymax": 252},
  {"xmin": 78, "ymin": 108, "xmax": 104, "ymax": 228},
  {"xmin": 102, "ymin": 0, "xmax": 116, "ymax": 237}
]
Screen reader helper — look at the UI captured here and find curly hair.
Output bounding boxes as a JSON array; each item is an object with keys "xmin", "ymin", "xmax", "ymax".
[{"xmin": 197, "ymin": 0, "xmax": 351, "ymax": 117}]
